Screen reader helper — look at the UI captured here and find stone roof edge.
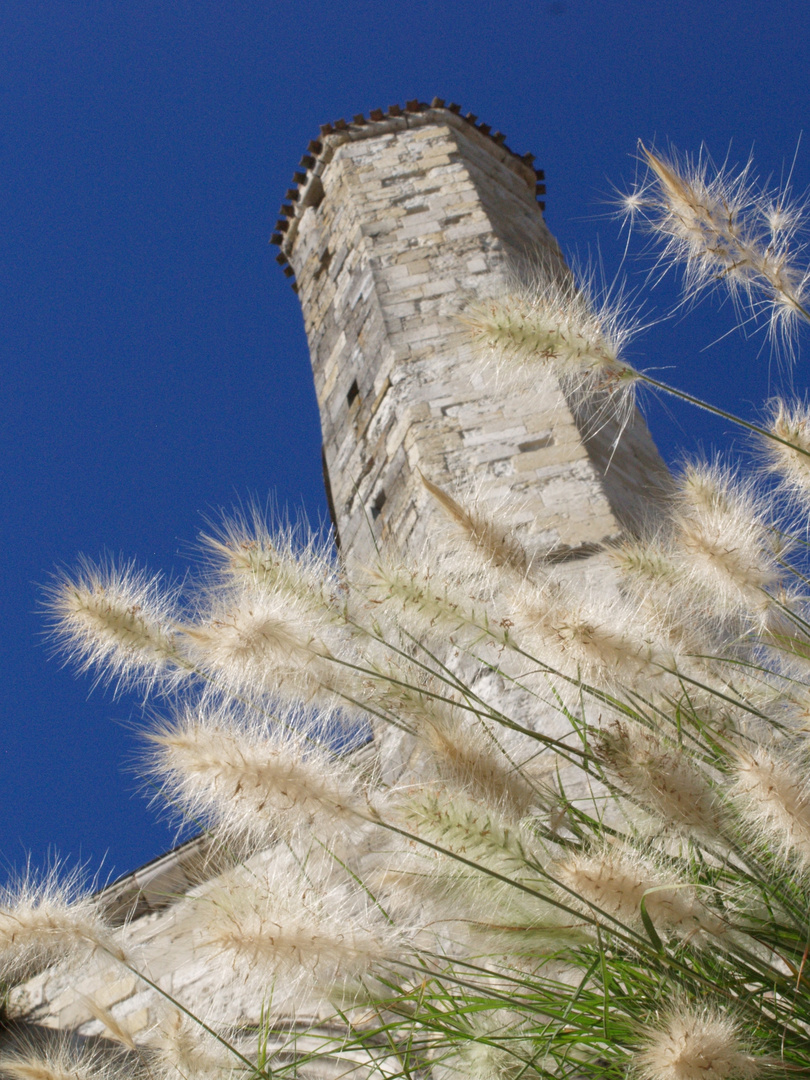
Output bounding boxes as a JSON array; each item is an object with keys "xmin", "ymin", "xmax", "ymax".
[
  {"xmin": 270, "ymin": 98, "xmax": 547, "ymax": 290},
  {"xmin": 94, "ymin": 833, "xmax": 211, "ymax": 925}
]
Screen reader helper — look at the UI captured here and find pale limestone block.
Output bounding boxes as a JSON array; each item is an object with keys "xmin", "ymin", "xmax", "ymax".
[
  {"xmin": 57, "ymin": 997, "xmax": 94, "ymax": 1030},
  {"xmin": 92, "ymin": 975, "xmax": 138, "ymax": 1008},
  {"xmin": 7, "ymin": 978, "xmax": 45, "ymax": 1015},
  {"xmin": 466, "ymin": 255, "xmax": 488, "ymax": 273},
  {"xmin": 122, "ymin": 1007, "xmax": 150, "ymax": 1034},
  {"xmin": 419, "ymin": 278, "xmax": 459, "ymax": 298},
  {"xmin": 515, "ymin": 442, "xmax": 590, "ymax": 471},
  {"xmin": 397, "ymin": 221, "xmax": 444, "ymax": 241},
  {"xmin": 461, "ymin": 422, "xmax": 527, "ymax": 447},
  {"xmin": 445, "ymin": 219, "xmax": 494, "ymax": 240}
]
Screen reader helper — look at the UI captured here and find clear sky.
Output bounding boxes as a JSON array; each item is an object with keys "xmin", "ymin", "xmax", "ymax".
[{"xmin": 4, "ymin": 0, "xmax": 809, "ymax": 883}]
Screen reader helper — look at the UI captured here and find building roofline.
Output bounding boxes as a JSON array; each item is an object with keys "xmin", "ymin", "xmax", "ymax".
[{"xmin": 95, "ymin": 833, "xmax": 211, "ymax": 924}]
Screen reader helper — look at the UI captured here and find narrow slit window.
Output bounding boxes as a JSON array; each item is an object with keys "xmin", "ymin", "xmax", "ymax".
[
  {"xmin": 518, "ymin": 434, "xmax": 553, "ymax": 453},
  {"xmin": 304, "ymin": 176, "xmax": 325, "ymax": 209},
  {"xmin": 314, "ymin": 247, "xmax": 332, "ymax": 280}
]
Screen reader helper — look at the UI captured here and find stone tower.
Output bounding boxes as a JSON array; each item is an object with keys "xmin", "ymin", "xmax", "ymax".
[
  {"xmin": 273, "ymin": 97, "xmax": 668, "ymax": 569},
  {"xmin": 6, "ymin": 100, "xmax": 669, "ymax": 1054}
]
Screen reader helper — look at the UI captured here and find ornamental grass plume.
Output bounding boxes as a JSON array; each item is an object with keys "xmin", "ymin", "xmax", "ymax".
[
  {"xmin": 763, "ymin": 397, "xmax": 810, "ymax": 510},
  {"xmin": 595, "ymin": 722, "xmax": 725, "ymax": 840},
  {"xmin": 372, "ymin": 662, "xmax": 544, "ymax": 819},
  {"xmin": 0, "ymin": 1041, "xmax": 126, "ymax": 1080},
  {"xmin": 626, "ymin": 143, "xmax": 810, "ymax": 347},
  {"xmin": 80, "ymin": 997, "xmax": 138, "ymax": 1052},
  {"xmin": 202, "ymin": 857, "xmax": 403, "ymax": 1007},
  {"xmin": 636, "ymin": 1004, "xmax": 760, "ymax": 1080},
  {"xmin": 411, "ymin": 702, "xmax": 543, "ymax": 822},
  {"xmin": 147, "ymin": 1009, "xmax": 239, "ymax": 1080},
  {"xmin": 729, "ymin": 736, "xmax": 810, "ymax": 870},
  {"xmin": 145, "ymin": 701, "xmax": 367, "ymax": 850},
  {"xmin": 508, "ymin": 570, "xmax": 672, "ymax": 689},
  {"xmin": 669, "ymin": 460, "xmax": 782, "ymax": 627},
  {"xmin": 432, "ymin": 1009, "xmax": 548, "ymax": 1080},
  {"xmin": 359, "ymin": 555, "xmax": 506, "ymax": 650},
  {"xmin": 420, "ymin": 473, "xmax": 535, "ymax": 583},
  {"xmin": 393, "ymin": 785, "xmax": 547, "ymax": 883},
  {"xmin": 462, "ymin": 263, "xmax": 639, "ymax": 399},
  {"xmin": 0, "ymin": 867, "xmax": 122, "ymax": 984},
  {"xmin": 199, "ymin": 510, "xmax": 347, "ymax": 625},
  {"xmin": 45, "ymin": 557, "xmax": 189, "ymax": 693},
  {"xmin": 606, "ymin": 535, "xmax": 722, "ymax": 657},
  {"xmin": 554, "ymin": 842, "xmax": 727, "ymax": 944},
  {"xmin": 180, "ymin": 579, "xmax": 356, "ymax": 705},
  {"xmin": 374, "ymin": 790, "xmax": 581, "ymax": 957}
]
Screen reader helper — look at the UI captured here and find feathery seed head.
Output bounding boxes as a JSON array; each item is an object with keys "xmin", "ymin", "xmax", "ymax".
[
  {"xmin": 730, "ymin": 739, "xmax": 810, "ymax": 869},
  {"xmin": 420, "ymin": 473, "xmax": 534, "ymax": 583},
  {"xmin": 375, "ymin": 667, "xmax": 541, "ymax": 819},
  {"xmin": 434, "ymin": 1010, "xmax": 546, "ymax": 1080},
  {"xmin": 181, "ymin": 582, "xmax": 355, "ymax": 703},
  {"xmin": 763, "ymin": 397, "xmax": 810, "ymax": 508},
  {"xmin": 607, "ymin": 536, "xmax": 728, "ymax": 658},
  {"xmin": 596, "ymin": 723, "xmax": 724, "ymax": 838},
  {"xmin": 148, "ymin": 1008, "xmax": 237, "ymax": 1080},
  {"xmin": 556, "ymin": 843, "xmax": 725, "ymax": 943},
  {"xmin": 634, "ymin": 145, "xmax": 751, "ymax": 270},
  {"xmin": 80, "ymin": 997, "xmax": 137, "ymax": 1051},
  {"xmin": 621, "ymin": 187, "xmax": 647, "ymax": 221},
  {"xmin": 671, "ymin": 461, "xmax": 781, "ymax": 625},
  {"xmin": 377, "ymin": 790, "xmax": 577, "ymax": 952},
  {"xmin": 462, "ymin": 270, "xmax": 639, "ymax": 403},
  {"xmin": 361, "ymin": 559, "xmax": 505, "ymax": 648},
  {"xmin": 511, "ymin": 573, "xmax": 670, "ymax": 688},
  {"xmin": 200, "ymin": 511, "xmax": 346, "ymax": 624},
  {"xmin": 203, "ymin": 860, "xmax": 401, "ymax": 1006},
  {"xmin": 0, "ymin": 866, "xmax": 121, "ymax": 984},
  {"xmin": 637, "ymin": 1004, "xmax": 759, "ymax": 1080},
  {"xmin": 418, "ymin": 712, "xmax": 541, "ymax": 822},
  {"xmin": 627, "ymin": 144, "xmax": 809, "ymax": 349},
  {"xmin": 146, "ymin": 703, "xmax": 365, "ymax": 848},
  {"xmin": 395, "ymin": 786, "xmax": 545, "ymax": 883},
  {"xmin": 763, "ymin": 195, "xmax": 806, "ymax": 239},
  {"xmin": 610, "ymin": 537, "xmax": 681, "ymax": 591},
  {"xmin": 0, "ymin": 1041, "xmax": 123, "ymax": 1080},
  {"xmin": 45, "ymin": 557, "xmax": 185, "ymax": 692}
]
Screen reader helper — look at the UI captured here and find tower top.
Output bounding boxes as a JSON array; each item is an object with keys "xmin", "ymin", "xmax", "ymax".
[{"xmin": 270, "ymin": 98, "xmax": 546, "ymax": 286}]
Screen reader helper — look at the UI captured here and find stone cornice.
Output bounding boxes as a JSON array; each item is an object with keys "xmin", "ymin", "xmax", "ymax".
[{"xmin": 270, "ymin": 99, "xmax": 546, "ymax": 290}]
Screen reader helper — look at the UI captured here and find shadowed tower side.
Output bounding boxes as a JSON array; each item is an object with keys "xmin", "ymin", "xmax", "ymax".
[{"xmin": 275, "ymin": 99, "xmax": 669, "ymax": 569}]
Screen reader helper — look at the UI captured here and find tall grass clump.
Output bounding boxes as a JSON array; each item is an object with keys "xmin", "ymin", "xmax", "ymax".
[{"xmin": 7, "ymin": 142, "xmax": 810, "ymax": 1079}]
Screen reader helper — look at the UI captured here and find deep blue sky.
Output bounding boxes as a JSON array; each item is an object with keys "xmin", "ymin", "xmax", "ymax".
[{"xmin": 4, "ymin": 0, "xmax": 809, "ymax": 883}]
